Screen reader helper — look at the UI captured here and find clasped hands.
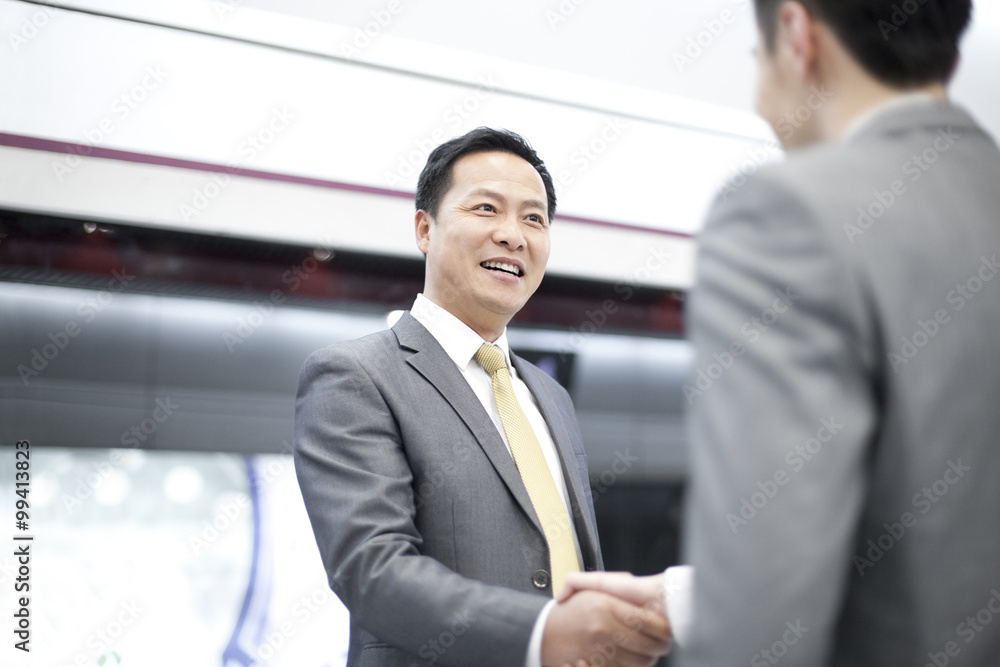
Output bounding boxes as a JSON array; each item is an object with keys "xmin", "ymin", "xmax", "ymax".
[{"xmin": 542, "ymin": 572, "xmax": 672, "ymax": 667}]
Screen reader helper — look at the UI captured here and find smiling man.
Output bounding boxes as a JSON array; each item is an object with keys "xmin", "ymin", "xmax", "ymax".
[{"xmin": 294, "ymin": 127, "xmax": 670, "ymax": 667}]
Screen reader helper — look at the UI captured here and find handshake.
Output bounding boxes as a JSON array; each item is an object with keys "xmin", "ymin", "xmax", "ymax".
[{"xmin": 541, "ymin": 567, "xmax": 692, "ymax": 667}]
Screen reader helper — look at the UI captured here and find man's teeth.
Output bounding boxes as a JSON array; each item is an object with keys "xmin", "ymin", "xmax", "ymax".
[{"xmin": 481, "ymin": 261, "xmax": 522, "ymax": 277}]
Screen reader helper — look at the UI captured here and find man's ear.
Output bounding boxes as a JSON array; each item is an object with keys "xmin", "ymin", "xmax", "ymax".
[
  {"xmin": 415, "ymin": 209, "xmax": 433, "ymax": 255},
  {"xmin": 777, "ymin": 1, "xmax": 820, "ymax": 82}
]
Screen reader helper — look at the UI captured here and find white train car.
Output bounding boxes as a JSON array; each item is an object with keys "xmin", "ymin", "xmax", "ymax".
[{"xmin": 1, "ymin": 2, "xmax": 998, "ymax": 666}]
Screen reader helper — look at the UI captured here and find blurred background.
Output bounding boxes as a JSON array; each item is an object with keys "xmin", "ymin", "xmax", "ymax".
[{"xmin": 1, "ymin": 1, "xmax": 998, "ymax": 665}]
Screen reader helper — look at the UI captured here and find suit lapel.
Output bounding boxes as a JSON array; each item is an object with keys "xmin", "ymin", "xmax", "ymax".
[
  {"xmin": 512, "ymin": 354, "xmax": 602, "ymax": 570},
  {"xmin": 393, "ymin": 314, "xmax": 543, "ymax": 535}
]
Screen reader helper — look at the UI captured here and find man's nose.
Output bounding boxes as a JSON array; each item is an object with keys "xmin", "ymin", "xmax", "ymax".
[{"xmin": 492, "ymin": 214, "xmax": 525, "ymax": 250}]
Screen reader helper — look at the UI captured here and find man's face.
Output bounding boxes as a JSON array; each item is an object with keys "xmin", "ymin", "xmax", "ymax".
[{"xmin": 416, "ymin": 151, "xmax": 551, "ymax": 338}]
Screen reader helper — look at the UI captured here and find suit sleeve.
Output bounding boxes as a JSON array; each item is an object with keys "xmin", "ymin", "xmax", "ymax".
[
  {"xmin": 679, "ymin": 173, "xmax": 880, "ymax": 666},
  {"xmin": 293, "ymin": 345, "xmax": 547, "ymax": 667}
]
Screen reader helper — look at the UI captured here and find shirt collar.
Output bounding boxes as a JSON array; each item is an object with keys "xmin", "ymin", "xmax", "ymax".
[
  {"xmin": 842, "ymin": 92, "xmax": 938, "ymax": 142},
  {"xmin": 409, "ymin": 293, "xmax": 512, "ymax": 372}
]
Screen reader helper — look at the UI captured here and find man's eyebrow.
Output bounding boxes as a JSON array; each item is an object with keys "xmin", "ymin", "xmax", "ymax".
[
  {"xmin": 463, "ymin": 188, "xmax": 547, "ymax": 212},
  {"xmin": 464, "ymin": 187, "xmax": 506, "ymax": 201},
  {"xmin": 520, "ymin": 198, "xmax": 548, "ymax": 212}
]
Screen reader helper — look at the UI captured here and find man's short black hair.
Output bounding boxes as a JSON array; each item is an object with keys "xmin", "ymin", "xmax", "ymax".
[
  {"xmin": 754, "ymin": 0, "xmax": 972, "ymax": 88},
  {"xmin": 415, "ymin": 127, "xmax": 557, "ymax": 223}
]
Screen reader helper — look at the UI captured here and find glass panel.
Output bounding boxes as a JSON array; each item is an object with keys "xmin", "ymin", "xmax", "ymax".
[{"xmin": 0, "ymin": 446, "xmax": 349, "ymax": 667}]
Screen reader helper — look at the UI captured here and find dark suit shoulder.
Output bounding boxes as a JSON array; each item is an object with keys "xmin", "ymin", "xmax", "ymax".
[
  {"xmin": 707, "ymin": 139, "xmax": 900, "ymax": 256},
  {"xmin": 722, "ymin": 103, "xmax": 993, "ymax": 223},
  {"xmin": 297, "ymin": 328, "xmax": 407, "ymax": 393},
  {"xmin": 303, "ymin": 328, "xmax": 398, "ymax": 365}
]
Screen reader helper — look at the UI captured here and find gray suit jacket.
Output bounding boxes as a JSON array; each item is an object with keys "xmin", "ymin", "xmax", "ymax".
[
  {"xmin": 294, "ymin": 312, "xmax": 603, "ymax": 667},
  {"xmin": 681, "ymin": 102, "xmax": 1000, "ymax": 666}
]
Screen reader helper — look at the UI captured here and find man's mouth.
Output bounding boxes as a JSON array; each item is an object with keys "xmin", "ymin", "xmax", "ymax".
[{"xmin": 480, "ymin": 260, "xmax": 524, "ymax": 278}]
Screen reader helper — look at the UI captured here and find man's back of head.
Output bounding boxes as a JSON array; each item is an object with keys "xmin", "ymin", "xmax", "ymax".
[
  {"xmin": 754, "ymin": 0, "xmax": 972, "ymax": 88},
  {"xmin": 750, "ymin": 0, "xmax": 974, "ymax": 148}
]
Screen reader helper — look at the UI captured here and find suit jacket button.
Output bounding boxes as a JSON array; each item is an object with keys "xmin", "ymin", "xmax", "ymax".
[{"xmin": 532, "ymin": 570, "xmax": 550, "ymax": 589}]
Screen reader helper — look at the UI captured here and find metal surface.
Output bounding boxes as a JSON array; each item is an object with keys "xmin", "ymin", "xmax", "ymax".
[{"xmin": 0, "ymin": 280, "xmax": 693, "ymax": 478}]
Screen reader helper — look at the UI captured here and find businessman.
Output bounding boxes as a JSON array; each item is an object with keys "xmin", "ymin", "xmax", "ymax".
[
  {"xmin": 562, "ymin": 0, "xmax": 1000, "ymax": 664},
  {"xmin": 294, "ymin": 127, "xmax": 670, "ymax": 667}
]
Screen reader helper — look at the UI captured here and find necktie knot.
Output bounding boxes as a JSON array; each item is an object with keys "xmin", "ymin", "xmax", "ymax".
[{"xmin": 475, "ymin": 344, "xmax": 507, "ymax": 375}]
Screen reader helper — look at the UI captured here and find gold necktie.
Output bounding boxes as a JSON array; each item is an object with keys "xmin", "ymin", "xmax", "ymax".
[{"xmin": 475, "ymin": 344, "xmax": 580, "ymax": 596}]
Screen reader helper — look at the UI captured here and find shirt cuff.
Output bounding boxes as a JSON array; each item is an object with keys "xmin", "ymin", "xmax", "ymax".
[
  {"xmin": 663, "ymin": 565, "xmax": 694, "ymax": 647},
  {"xmin": 526, "ymin": 599, "xmax": 556, "ymax": 667}
]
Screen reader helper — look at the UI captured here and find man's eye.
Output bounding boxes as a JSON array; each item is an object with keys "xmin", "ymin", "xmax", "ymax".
[
  {"xmin": 526, "ymin": 214, "xmax": 546, "ymax": 225},
  {"xmin": 477, "ymin": 204, "xmax": 497, "ymax": 212}
]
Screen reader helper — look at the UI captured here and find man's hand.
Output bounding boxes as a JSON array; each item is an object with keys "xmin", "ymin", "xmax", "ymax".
[
  {"xmin": 558, "ymin": 572, "xmax": 667, "ymax": 618},
  {"xmin": 541, "ymin": 589, "xmax": 671, "ymax": 667}
]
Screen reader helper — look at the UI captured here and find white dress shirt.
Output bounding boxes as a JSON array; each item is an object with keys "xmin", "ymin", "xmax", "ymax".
[
  {"xmin": 409, "ymin": 293, "xmax": 583, "ymax": 667},
  {"xmin": 663, "ymin": 565, "xmax": 693, "ymax": 647}
]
